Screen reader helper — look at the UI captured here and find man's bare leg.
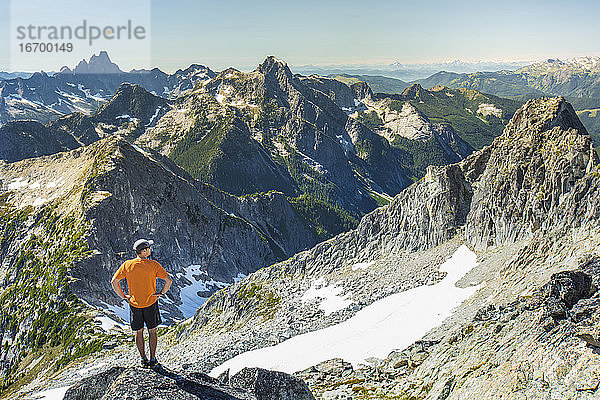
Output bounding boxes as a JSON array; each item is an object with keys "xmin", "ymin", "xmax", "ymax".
[
  {"xmin": 135, "ymin": 329, "xmax": 146, "ymax": 359},
  {"xmin": 149, "ymin": 327, "xmax": 158, "ymax": 360}
]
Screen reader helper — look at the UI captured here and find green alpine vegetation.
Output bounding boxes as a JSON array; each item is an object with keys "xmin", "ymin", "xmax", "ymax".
[
  {"xmin": 288, "ymin": 194, "xmax": 359, "ymax": 241},
  {"xmin": 0, "ymin": 202, "xmax": 112, "ymax": 395},
  {"xmin": 414, "ymin": 58, "xmax": 600, "ymax": 150}
]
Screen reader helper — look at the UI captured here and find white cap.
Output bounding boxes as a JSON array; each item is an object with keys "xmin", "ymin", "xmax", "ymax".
[{"xmin": 133, "ymin": 239, "xmax": 154, "ymax": 252}]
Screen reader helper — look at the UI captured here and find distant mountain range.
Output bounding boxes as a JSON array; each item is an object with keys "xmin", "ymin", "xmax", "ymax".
[
  {"xmin": 418, "ymin": 57, "xmax": 600, "ymax": 99},
  {"xmin": 292, "ymin": 60, "xmax": 531, "ymax": 81},
  {"xmin": 0, "ymin": 71, "xmax": 33, "ymax": 80},
  {"xmin": 326, "ymin": 57, "xmax": 600, "ymax": 152},
  {"xmin": 1, "ymin": 55, "xmax": 520, "ymax": 219},
  {"xmin": 413, "ymin": 57, "xmax": 600, "ymax": 151},
  {"xmin": 0, "ymin": 51, "xmax": 215, "ymax": 125}
]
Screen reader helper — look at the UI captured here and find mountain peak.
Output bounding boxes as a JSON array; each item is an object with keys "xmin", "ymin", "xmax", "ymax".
[
  {"xmin": 504, "ymin": 96, "xmax": 587, "ymax": 140},
  {"xmin": 73, "ymin": 51, "xmax": 122, "ymax": 74},
  {"xmin": 257, "ymin": 56, "xmax": 293, "ymax": 78},
  {"xmin": 350, "ymin": 81, "xmax": 373, "ymax": 100},
  {"xmin": 401, "ymin": 83, "xmax": 427, "ymax": 99},
  {"xmin": 94, "ymin": 82, "xmax": 168, "ymax": 126}
]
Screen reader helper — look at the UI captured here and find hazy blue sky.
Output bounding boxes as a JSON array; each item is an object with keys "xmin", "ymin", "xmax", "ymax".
[{"xmin": 1, "ymin": 0, "xmax": 599, "ymax": 72}]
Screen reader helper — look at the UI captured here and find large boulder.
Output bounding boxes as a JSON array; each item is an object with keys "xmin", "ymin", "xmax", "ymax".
[
  {"xmin": 63, "ymin": 367, "xmax": 124, "ymax": 400},
  {"xmin": 230, "ymin": 367, "xmax": 315, "ymax": 400},
  {"xmin": 541, "ymin": 270, "xmax": 597, "ymax": 320}
]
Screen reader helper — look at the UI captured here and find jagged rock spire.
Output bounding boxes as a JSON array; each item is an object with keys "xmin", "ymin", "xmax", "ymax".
[
  {"xmin": 502, "ymin": 96, "xmax": 588, "ymax": 141},
  {"xmin": 257, "ymin": 56, "xmax": 294, "ymax": 79},
  {"xmin": 465, "ymin": 96, "xmax": 595, "ymax": 249}
]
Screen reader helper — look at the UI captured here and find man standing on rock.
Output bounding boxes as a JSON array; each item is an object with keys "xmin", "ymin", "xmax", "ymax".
[{"xmin": 111, "ymin": 239, "xmax": 172, "ymax": 367}]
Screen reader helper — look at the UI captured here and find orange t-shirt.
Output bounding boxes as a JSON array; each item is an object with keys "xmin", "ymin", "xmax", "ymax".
[{"xmin": 113, "ymin": 258, "xmax": 169, "ymax": 308}]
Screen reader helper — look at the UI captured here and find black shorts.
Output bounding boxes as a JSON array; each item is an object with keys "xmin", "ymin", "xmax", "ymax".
[{"xmin": 130, "ymin": 301, "xmax": 162, "ymax": 331}]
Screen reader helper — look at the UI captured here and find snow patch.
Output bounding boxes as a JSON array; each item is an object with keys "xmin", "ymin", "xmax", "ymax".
[
  {"xmin": 131, "ymin": 144, "xmax": 152, "ymax": 158},
  {"xmin": 148, "ymin": 107, "xmax": 161, "ymax": 125},
  {"xmin": 116, "ymin": 114, "xmax": 138, "ymax": 123},
  {"xmin": 32, "ymin": 198, "xmax": 48, "ymax": 207},
  {"xmin": 273, "ymin": 141, "xmax": 289, "ymax": 157},
  {"xmin": 77, "ymin": 84, "xmax": 104, "ymax": 101},
  {"xmin": 95, "ymin": 316, "xmax": 128, "ymax": 332},
  {"xmin": 8, "ymin": 177, "xmax": 29, "ymax": 190},
  {"xmin": 295, "ymin": 150, "xmax": 326, "ymax": 174},
  {"xmin": 301, "ymin": 279, "xmax": 352, "ymax": 316},
  {"xmin": 29, "ymin": 386, "xmax": 70, "ymax": 400},
  {"xmin": 100, "ymin": 301, "xmax": 130, "ymax": 323},
  {"xmin": 24, "ymin": 354, "xmax": 44, "ymax": 373},
  {"xmin": 177, "ymin": 265, "xmax": 229, "ymax": 318},
  {"xmin": 76, "ymin": 362, "xmax": 107, "ymax": 377},
  {"xmin": 336, "ymin": 134, "xmax": 353, "ymax": 155}
]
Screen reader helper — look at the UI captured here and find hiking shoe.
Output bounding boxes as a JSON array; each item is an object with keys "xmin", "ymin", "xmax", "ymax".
[
  {"xmin": 149, "ymin": 358, "xmax": 159, "ymax": 368},
  {"xmin": 141, "ymin": 358, "xmax": 150, "ymax": 367}
]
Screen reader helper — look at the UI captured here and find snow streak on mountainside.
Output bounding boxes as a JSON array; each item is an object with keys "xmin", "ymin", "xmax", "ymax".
[{"xmin": 209, "ymin": 245, "xmax": 479, "ymax": 377}]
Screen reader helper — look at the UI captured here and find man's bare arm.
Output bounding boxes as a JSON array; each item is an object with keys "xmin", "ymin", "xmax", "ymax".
[
  {"xmin": 110, "ymin": 277, "xmax": 130, "ymax": 300},
  {"xmin": 157, "ymin": 274, "xmax": 173, "ymax": 296}
]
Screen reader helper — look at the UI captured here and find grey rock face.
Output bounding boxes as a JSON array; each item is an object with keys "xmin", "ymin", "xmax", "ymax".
[
  {"xmin": 355, "ymin": 162, "xmax": 472, "ymax": 255},
  {"xmin": 63, "ymin": 366, "xmax": 125, "ymax": 400},
  {"xmin": 350, "ymin": 81, "xmax": 373, "ymax": 101},
  {"xmin": 360, "ymin": 97, "xmax": 475, "ymax": 165},
  {"xmin": 299, "ymin": 75, "xmax": 365, "ymax": 113},
  {"xmin": 541, "ymin": 270, "xmax": 597, "ymax": 320},
  {"xmin": 465, "ymin": 97, "xmax": 596, "ymax": 250},
  {"xmin": 197, "ymin": 186, "xmax": 317, "ymax": 257},
  {"xmin": 229, "ymin": 367, "xmax": 315, "ymax": 400}
]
